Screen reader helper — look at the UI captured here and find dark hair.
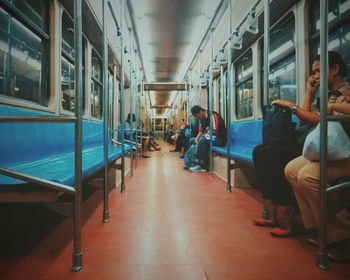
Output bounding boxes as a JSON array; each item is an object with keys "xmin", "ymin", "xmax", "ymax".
[
  {"xmin": 127, "ymin": 113, "xmax": 136, "ymax": 122},
  {"xmin": 190, "ymin": 105, "xmax": 205, "ymax": 115},
  {"xmin": 314, "ymin": 51, "xmax": 348, "ymax": 78}
]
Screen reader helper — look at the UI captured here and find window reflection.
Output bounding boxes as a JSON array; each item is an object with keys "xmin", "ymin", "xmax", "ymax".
[
  {"xmin": 236, "ymin": 50, "xmax": 253, "ymax": 119},
  {"xmin": 310, "ymin": 0, "xmax": 350, "ymax": 81},
  {"xmin": 60, "ymin": 11, "xmax": 85, "ymax": 113},
  {"xmin": 261, "ymin": 13, "xmax": 296, "ymax": 105},
  {"xmin": 0, "ymin": 5, "xmax": 49, "ymax": 105},
  {"xmin": 91, "ymin": 50, "xmax": 103, "ymax": 119}
]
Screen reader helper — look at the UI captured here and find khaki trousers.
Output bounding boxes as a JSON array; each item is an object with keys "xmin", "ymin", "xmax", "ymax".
[{"xmin": 284, "ymin": 156, "xmax": 350, "ymax": 244}]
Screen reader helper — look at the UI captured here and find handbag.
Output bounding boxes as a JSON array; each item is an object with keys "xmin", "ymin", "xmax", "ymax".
[
  {"xmin": 302, "ymin": 122, "xmax": 350, "ymax": 161},
  {"xmin": 262, "ymin": 105, "xmax": 296, "ymax": 145}
]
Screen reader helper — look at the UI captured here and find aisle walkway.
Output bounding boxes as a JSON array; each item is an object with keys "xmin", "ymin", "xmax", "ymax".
[{"xmin": 1, "ymin": 143, "xmax": 350, "ymax": 279}]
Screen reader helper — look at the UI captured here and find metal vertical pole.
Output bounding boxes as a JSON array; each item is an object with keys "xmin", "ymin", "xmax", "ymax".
[
  {"xmin": 135, "ymin": 65, "xmax": 139, "ymax": 167},
  {"xmin": 120, "ymin": 0, "xmax": 126, "ymax": 192},
  {"xmin": 209, "ymin": 29, "xmax": 214, "ymax": 175},
  {"xmin": 140, "ymin": 79, "xmax": 144, "ymax": 157},
  {"xmin": 129, "ymin": 30, "xmax": 134, "ymax": 177},
  {"xmin": 199, "ymin": 51, "xmax": 202, "ymax": 106},
  {"xmin": 226, "ymin": 0, "xmax": 233, "ymax": 192},
  {"xmin": 317, "ymin": 0, "xmax": 329, "ymax": 270},
  {"xmin": 72, "ymin": 0, "xmax": 83, "ymax": 272},
  {"xmin": 102, "ymin": 0, "xmax": 109, "ymax": 223},
  {"xmin": 263, "ymin": 0, "xmax": 270, "ymax": 106},
  {"xmin": 227, "ymin": 47, "xmax": 232, "ymax": 191}
]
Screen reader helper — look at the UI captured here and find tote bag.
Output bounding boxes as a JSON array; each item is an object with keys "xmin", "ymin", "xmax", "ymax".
[
  {"xmin": 262, "ymin": 105, "xmax": 296, "ymax": 145},
  {"xmin": 302, "ymin": 122, "xmax": 350, "ymax": 161}
]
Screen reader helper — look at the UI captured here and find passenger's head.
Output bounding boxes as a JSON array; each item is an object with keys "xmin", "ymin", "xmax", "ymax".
[
  {"xmin": 312, "ymin": 51, "xmax": 348, "ymax": 90},
  {"xmin": 190, "ymin": 105, "xmax": 206, "ymax": 120},
  {"xmin": 127, "ymin": 113, "xmax": 136, "ymax": 122}
]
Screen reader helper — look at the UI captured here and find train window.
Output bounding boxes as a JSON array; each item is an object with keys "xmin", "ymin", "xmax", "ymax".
[
  {"xmin": 61, "ymin": 11, "xmax": 85, "ymax": 113},
  {"xmin": 310, "ymin": 0, "xmax": 350, "ymax": 81},
  {"xmin": 235, "ymin": 49, "xmax": 253, "ymax": 119},
  {"xmin": 91, "ymin": 50, "xmax": 103, "ymax": 119},
  {"xmin": 0, "ymin": 3, "xmax": 49, "ymax": 106},
  {"xmin": 260, "ymin": 13, "xmax": 296, "ymax": 105},
  {"xmin": 218, "ymin": 72, "xmax": 227, "ymax": 121}
]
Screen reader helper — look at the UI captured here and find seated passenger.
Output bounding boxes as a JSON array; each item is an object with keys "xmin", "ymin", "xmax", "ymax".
[
  {"xmin": 253, "ymin": 51, "xmax": 349, "ymax": 238},
  {"xmin": 284, "ymin": 52, "xmax": 350, "ymax": 262},
  {"xmin": 189, "ymin": 105, "xmax": 227, "ymax": 172},
  {"xmin": 125, "ymin": 114, "xmax": 152, "ymax": 158}
]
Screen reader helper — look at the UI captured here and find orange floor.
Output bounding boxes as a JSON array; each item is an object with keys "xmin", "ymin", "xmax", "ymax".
[{"xmin": 1, "ymin": 142, "xmax": 350, "ymax": 279}]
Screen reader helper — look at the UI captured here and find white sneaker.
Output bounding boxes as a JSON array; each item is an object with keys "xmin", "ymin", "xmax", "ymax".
[{"xmin": 189, "ymin": 165, "xmax": 207, "ymax": 172}]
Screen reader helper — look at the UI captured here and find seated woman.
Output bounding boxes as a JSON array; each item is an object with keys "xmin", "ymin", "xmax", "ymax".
[
  {"xmin": 253, "ymin": 51, "xmax": 349, "ymax": 237},
  {"xmin": 284, "ymin": 54, "xmax": 350, "ymax": 262},
  {"xmin": 125, "ymin": 114, "xmax": 152, "ymax": 158}
]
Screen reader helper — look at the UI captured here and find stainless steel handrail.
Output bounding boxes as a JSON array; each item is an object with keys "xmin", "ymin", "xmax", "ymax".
[
  {"xmin": 72, "ymin": 0, "xmax": 83, "ymax": 272},
  {"xmin": 327, "ymin": 181, "xmax": 350, "ymax": 194},
  {"xmin": 102, "ymin": 0, "xmax": 109, "ymax": 223},
  {"xmin": 0, "ymin": 168, "xmax": 76, "ymax": 194},
  {"xmin": 0, "ymin": 116, "xmax": 77, "ymax": 122}
]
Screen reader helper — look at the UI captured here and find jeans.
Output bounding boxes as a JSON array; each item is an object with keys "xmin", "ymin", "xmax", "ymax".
[{"xmin": 196, "ymin": 136, "xmax": 225, "ymax": 166}]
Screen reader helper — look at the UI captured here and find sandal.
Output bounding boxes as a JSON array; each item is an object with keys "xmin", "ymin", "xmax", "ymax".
[
  {"xmin": 253, "ymin": 218, "xmax": 277, "ymax": 227},
  {"xmin": 270, "ymin": 227, "xmax": 294, "ymax": 237},
  {"xmin": 142, "ymin": 154, "xmax": 151, "ymax": 158}
]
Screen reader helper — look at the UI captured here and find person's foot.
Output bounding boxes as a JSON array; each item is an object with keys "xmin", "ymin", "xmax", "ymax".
[
  {"xmin": 253, "ymin": 218, "xmax": 276, "ymax": 227},
  {"xmin": 189, "ymin": 165, "xmax": 207, "ymax": 172},
  {"xmin": 170, "ymin": 149, "xmax": 178, "ymax": 152},
  {"xmin": 142, "ymin": 154, "xmax": 151, "ymax": 158},
  {"xmin": 270, "ymin": 205, "xmax": 295, "ymax": 237}
]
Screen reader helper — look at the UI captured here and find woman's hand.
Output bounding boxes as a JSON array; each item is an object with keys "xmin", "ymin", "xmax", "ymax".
[
  {"xmin": 306, "ymin": 75, "xmax": 319, "ymax": 96},
  {"xmin": 271, "ymin": 99, "xmax": 295, "ymax": 109}
]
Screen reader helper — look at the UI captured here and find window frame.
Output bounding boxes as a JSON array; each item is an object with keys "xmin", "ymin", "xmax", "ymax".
[{"xmin": 0, "ymin": 1, "xmax": 50, "ymax": 108}]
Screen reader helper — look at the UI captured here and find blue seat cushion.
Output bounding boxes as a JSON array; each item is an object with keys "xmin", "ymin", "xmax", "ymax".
[
  {"xmin": 0, "ymin": 143, "xmax": 131, "ymax": 188},
  {"xmin": 0, "ymin": 104, "xmax": 131, "ymax": 189}
]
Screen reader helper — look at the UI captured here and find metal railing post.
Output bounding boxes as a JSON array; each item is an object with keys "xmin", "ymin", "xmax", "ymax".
[
  {"xmin": 129, "ymin": 29, "xmax": 134, "ymax": 177},
  {"xmin": 209, "ymin": 29, "xmax": 214, "ymax": 175},
  {"xmin": 72, "ymin": 0, "xmax": 83, "ymax": 272},
  {"xmin": 317, "ymin": 0, "xmax": 329, "ymax": 270},
  {"xmin": 226, "ymin": 46, "xmax": 232, "ymax": 192},
  {"xmin": 120, "ymin": 0, "xmax": 126, "ymax": 192},
  {"xmin": 263, "ymin": 0, "xmax": 270, "ymax": 107},
  {"xmin": 102, "ymin": 0, "xmax": 109, "ymax": 223}
]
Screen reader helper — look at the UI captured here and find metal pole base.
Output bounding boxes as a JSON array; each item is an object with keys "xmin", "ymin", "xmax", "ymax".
[
  {"xmin": 226, "ymin": 184, "xmax": 232, "ymax": 192},
  {"xmin": 103, "ymin": 211, "xmax": 109, "ymax": 223},
  {"xmin": 71, "ymin": 252, "xmax": 83, "ymax": 272},
  {"xmin": 120, "ymin": 184, "xmax": 125, "ymax": 193},
  {"xmin": 316, "ymin": 250, "xmax": 330, "ymax": 270}
]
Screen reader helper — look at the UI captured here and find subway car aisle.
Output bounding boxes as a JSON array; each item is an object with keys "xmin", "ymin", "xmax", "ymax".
[{"xmin": 1, "ymin": 142, "xmax": 350, "ymax": 280}]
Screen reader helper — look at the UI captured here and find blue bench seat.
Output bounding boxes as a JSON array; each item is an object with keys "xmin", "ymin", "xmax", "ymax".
[
  {"xmin": 0, "ymin": 104, "xmax": 131, "ymax": 191},
  {"xmin": 212, "ymin": 120, "xmax": 263, "ymax": 165}
]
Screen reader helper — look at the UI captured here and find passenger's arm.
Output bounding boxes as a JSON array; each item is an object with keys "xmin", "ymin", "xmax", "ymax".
[
  {"xmin": 328, "ymin": 103, "xmax": 350, "ymax": 115},
  {"xmin": 271, "ymin": 99, "xmax": 320, "ymax": 125},
  {"xmin": 195, "ymin": 131, "xmax": 203, "ymax": 145}
]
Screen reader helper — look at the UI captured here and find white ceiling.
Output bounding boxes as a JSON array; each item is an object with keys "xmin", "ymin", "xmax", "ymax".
[{"xmin": 130, "ymin": 0, "xmax": 222, "ymax": 83}]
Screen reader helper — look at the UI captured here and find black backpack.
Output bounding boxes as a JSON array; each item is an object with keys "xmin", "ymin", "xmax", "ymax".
[{"xmin": 262, "ymin": 105, "xmax": 296, "ymax": 145}]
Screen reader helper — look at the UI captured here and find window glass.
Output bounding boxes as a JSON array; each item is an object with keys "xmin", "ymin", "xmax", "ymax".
[
  {"xmin": 311, "ymin": 0, "xmax": 350, "ymax": 35},
  {"xmin": 310, "ymin": 0, "xmax": 350, "ymax": 82},
  {"xmin": 60, "ymin": 11, "xmax": 85, "ymax": 113},
  {"xmin": 235, "ymin": 50, "xmax": 253, "ymax": 119},
  {"xmin": 261, "ymin": 13, "xmax": 296, "ymax": 105},
  {"xmin": 91, "ymin": 50, "xmax": 103, "ymax": 119},
  {"xmin": 10, "ymin": 0, "xmax": 48, "ymax": 32},
  {"xmin": 0, "ymin": 4, "xmax": 49, "ymax": 106}
]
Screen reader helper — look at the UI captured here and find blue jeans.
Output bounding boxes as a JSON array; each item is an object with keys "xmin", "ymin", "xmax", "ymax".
[{"xmin": 196, "ymin": 136, "xmax": 225, "ymax": 166}]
